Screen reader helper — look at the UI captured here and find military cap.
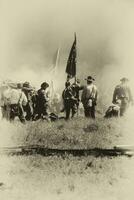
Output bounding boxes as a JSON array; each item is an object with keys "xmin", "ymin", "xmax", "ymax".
[
  {"xmin": 85, "ymin": 76, "xmax": 95, "ymax": 81},
  {"xmin": 41, "ymin": 82, "xmax": 49, "ymax": 88},
  {"xmin": 120, "ymin": 77, "xmax": 129, "ymax": 82},
  {"xmin": 65, "ymin": 81, "xmax": 71, "ymax": 87}
]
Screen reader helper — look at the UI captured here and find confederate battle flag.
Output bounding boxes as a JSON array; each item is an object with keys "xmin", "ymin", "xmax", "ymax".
[{"xmin": 66, "ymin": 33, "xmax": 77, "ymax": 79}]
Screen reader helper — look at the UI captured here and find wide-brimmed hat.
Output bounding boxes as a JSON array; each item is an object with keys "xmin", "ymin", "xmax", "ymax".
[
  {"xmin": 23, "ymin": 82, "xmax": 33, "ymax": 91},
  {"xmin": 120, "ymin": 77, "xmax": 129, "ymax": 82},
  {"xmin": 85, "ymin": 76, "xmax": 95, "ymax": 81},
  {"xmin": 23, "ymin": 81, "xmax": 30, "ymax": 88}
]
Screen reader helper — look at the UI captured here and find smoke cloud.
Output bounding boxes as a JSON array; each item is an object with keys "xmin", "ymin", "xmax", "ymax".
[{"xmin": 0, "ymin": 0, "xmax": 134, "ymax": 104}]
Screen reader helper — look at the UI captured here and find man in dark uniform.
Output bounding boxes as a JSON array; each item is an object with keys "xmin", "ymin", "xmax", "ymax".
[
  {"xmin": 81, "ymin": 76, "xmax": 98, "ymax": 119},
  {"xmin": 22, "ymin": 82, "xmax": 34, "ymax": 120},
  {"xmin": 62, "ymin": 82, "xmax": 77, "ymax": 120},
  {"xmin": 34, "ymin": 82, "xmax": 50, "ymax": 120},
  {"xmin": 112, "ymin": 77, "xmax": 133, "ymax": 116}
]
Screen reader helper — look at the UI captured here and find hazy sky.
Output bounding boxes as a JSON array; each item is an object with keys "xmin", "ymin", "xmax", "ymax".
[{"xmin": 0, "ymin": 0, "xmax": 134, "ymax": 96}]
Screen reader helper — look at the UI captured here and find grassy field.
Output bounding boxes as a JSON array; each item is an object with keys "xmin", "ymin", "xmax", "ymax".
[
  {"xmin": 0, "ymin": 115, "xmax": 134, "ymax": 200},
  {"xmin": 0, "ymin": 116, "xmax": 131, "ymax": 149},
  {"xmin": 0, "ymin": 154, "xmax": 134, "ymax": 200}
]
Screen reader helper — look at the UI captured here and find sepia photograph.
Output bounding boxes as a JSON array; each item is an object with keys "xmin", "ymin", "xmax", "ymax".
[{"xmin": 0, "ymin": 0, "xmax": 134, "ymax": 199}]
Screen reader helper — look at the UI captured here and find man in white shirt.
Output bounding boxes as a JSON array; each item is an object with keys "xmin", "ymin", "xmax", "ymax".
[
  {"xmin": 22, "ymin": 81, "xmax": 34, "ymax": 121},
  {"xmin": 3, "ymin": 83, "xmax": 27, "ymax": 123},
  {"xmin": 81, "ymin": 76, "xmax": 98, "ymax": 119}
]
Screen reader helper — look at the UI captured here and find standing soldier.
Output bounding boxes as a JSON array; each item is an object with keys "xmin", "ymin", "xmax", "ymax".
[
  {"xmin": 50, "ymin": 93, "xmax": 61, "ymax": 114},
  {"xmin": 34, "ymin": 82, "xmax": 50, "ymax": 120},
  {"xmin": 22, "ymin": 81, "xmax": 34, "ymax": 121},
  {"xmin": 62, "ymin": 82, "xmax": 77, "ymax": 120},
  {"xmin": 71, "ymin": 79, "xmax": 84, "ymax": 115},
  {"xmin": 9, "ymin": 83, "xmax": 27, "ymax": 123},
  {"xmin": 81, "ymin": 76, "xmax": 98, "ymax": 119},
  {"xmin": 112, "ymin": 77, "xmax": 133, "ymax": 116}
]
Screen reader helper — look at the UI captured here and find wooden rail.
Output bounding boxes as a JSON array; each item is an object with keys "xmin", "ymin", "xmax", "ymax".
[{"xmin": 0, "ymin": 145, "xmax": 133, "ymax": 157}]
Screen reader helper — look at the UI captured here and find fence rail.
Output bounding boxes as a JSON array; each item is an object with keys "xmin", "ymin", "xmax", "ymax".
[{"xmin": 0, "ymin": 145, "xmax": 134, "ymax": 157}]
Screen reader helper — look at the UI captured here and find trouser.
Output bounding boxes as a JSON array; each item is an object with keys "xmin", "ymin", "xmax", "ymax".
[
  {"xmin": 83, "ymin": 104, "xmax": 96, "ymax": 119},
  {"xmin": 120, "ymin": 101, "xmax": 129, "ymax": 116},
  {"xmin": 1, "ymin": 105, "xmax": 10, "ymax": 120},
  {"xmin": 23, "ymin": 103, "xmax": 33, "ymax": 121},
  {"xmin": 33, "ymin": 103, "xmax": 49, "ymax": 120},
  {"xmin": 64, "ymin": 100, "xmax": 77, "ymax": 120},
  {"xmin": 10, "ymin": 104, "xmax": 25, "ymax": 123}
]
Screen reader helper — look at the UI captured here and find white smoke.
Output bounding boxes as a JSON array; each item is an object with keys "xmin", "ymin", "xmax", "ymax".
[{"xmin": 0, "ymin": 0, "xmax": 134, "ymax": 103}]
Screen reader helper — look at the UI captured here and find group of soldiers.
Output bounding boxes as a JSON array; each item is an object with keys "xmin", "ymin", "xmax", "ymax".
[
  {"xmin": 1, "ymin": 81, "xmax": 50, "ymax": 123},
  {"xmin": 62, "ymin": 76, "xmax": 133, "ymax": 119},
  {"xmin": 62, "ymin": 76, "xmax": 97, "ymax": 119},
  {"xmin": 0, "ymin": 75, "xmax": 133, "ymax": 123}
]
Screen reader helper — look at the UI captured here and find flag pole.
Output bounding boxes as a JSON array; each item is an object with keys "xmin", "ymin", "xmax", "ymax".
[
  {"xmin": 74, "ymin": 32, "xmax": 77, "ymax": 84},
  {"xmin": 74, "ymin": 76, "xmax": 77, "ymax": 84},
  {"xmin": 74, "ymin": 32, "xmax": 79, "ymax": 116}
]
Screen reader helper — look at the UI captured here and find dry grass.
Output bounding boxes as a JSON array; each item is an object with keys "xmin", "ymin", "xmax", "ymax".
[
  {"xmin": 0, "ymin": 116, "xmax": 127, "ymax": 149},
  {"xmin": 0, "ymin": 154, "xmax": 134, "ymax": 200},
  {"xmin": 0, "ymin": 116, "xmax": 134, "ymax": 200}
]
